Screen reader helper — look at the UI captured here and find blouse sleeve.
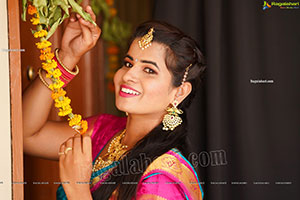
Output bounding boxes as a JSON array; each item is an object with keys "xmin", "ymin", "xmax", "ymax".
[{"xmin": 136, "ymin": 173, "xmax": 186, "ymax": 200}]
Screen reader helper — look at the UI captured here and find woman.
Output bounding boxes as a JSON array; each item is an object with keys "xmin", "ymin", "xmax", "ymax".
[{"xmin": 23, "ymin": 5, "xmax": 205, "ymax": 200}]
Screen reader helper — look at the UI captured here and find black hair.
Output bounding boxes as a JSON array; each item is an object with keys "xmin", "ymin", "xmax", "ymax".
[{"xmin": 92, "ymin": 20, "xmax": 206, "ymax": 200}]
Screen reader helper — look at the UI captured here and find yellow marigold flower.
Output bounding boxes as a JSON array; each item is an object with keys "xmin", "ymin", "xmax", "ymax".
[
  {"xmin": 54, "ymin": 96, "xmax": 71, "ymax": 108},
  {"xmin": 40, "ymin": 52, "xmax": 54, "ymax": 61},
  {"xmin": 28, "ymin": 5, "xmax": 37, "ymax": 15},
  {"xmin": 40, "ymin": 54, "xmax": 46, "ymax": 61},
  {"xmin": 34, "ymin": 30, "xmax": 48, "ymax": 38},
  {"xmin": 46, "ymin": 52, "xmax": 54, "ymax": 60},
  {"xmin": 69, "ymin": 114, "xmax": 82, "ymax": 127},
  {"xmin": 51, "ymin": 88, "xmax": 66, "ymax": 100},
  {"xmin": 46, "ymin": 68, "xmax": 61, "ymax": 79},
  {"xmin": 36, "ymin": 40, "xmax": 52, "ymax": 49},
  {"xmin": 51, "ymin": 68, "xmax": 62, "ymax": 79},
  {"xmin": 45, "ymin": 73, "xmax": 52, "ymax": 79},
  {"xmin": 41, "ymin": 47, "xmax": 51, "ymax": 54},
  {"xmin": 42, "ymin": 62, "xmax": 55, "ymax": 72},
  {"xmin": 79, "ymin": 120, "xmax": 88, "ymax": 134},
  {"xmin": 58, "ymin": 105, "xmax": 72, "ymax": 116},
  {"xmin": 30, "ymin": 17, "xmax": 40, "ymax": 25},
  {"xmin": 49, "ymin": 79, "xmax": 64, "ymax": 90},
  {"xmin": 48, "ymin": 59, "xmax": 57, "ymax": 68}
]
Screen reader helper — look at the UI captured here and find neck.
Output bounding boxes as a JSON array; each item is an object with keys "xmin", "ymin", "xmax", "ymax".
[{"xmin": 122, "ymin": 112, "xmax": 165, "ymax": 149}]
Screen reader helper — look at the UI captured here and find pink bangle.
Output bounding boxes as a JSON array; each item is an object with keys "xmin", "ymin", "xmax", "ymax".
[
  {"xmin": 54, "ymin": 49, "xmax": 79, "ymax": 87},
  {"xmin": 53, "ymin": 56, "xmax": 74, "ymax": 79}
]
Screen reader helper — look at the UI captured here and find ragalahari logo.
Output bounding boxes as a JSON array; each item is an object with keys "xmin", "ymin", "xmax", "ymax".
[
  {"xmin": 263, "ymin": 1, "xmax": 272, "ymax": 10},
  {"xmin": 263, "ymin": 1, "xmax": 300, "ymax": 10}
]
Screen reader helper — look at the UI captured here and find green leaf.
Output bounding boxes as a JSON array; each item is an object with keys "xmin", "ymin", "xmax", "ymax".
[
  {"xmin": 33, "ymin": 0, "xmax": 47, "ymax": 8},
  {"xmin": 59, "ymin": 13, "xmax": 69, "ymax": 25},
  {"xmin": 49, "ymin": 7, "xmax": 62, "ymax": 27},
  {"xmin": 31, "ymin": 29, "xmax": 36, "ymax": 34},
  {"xmin": 43, "ymin": 5, "xmax": 49, "ymax": 17},
  {"xmin": 46, "ymin": 18, "xmax": 60, "ymax": 40},
  {"xmin": 67, "ymin": 0, "xmax": 96, "ymax": 26},
  {"xmin": 37, "ymin": 6, "xmax": 46, "ymax": 18},
  {"xmin": 38, "ymin": 13, "xmax": 48, "ymax": 26},
  {"xmin": 54, "ymin": 0, "xmax": 70, "ymax": 16},
  {"xmin": 21, "ymin": 0, "xmax": 28, "ymax": 21}
]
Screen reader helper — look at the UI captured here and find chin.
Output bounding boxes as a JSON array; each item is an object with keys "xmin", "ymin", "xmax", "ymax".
[{"xmin": 115, "ymin": 98, "xmax": 129, "ymax": 113}]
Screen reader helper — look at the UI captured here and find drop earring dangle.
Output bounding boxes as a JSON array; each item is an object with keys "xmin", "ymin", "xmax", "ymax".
[
  {"xmin": 162, "ymin": 63, "xmax": 192, "ymax": 131},
  {"xmin": 162, "ymin": 100, "xmax": 183, "ymax": 131}
]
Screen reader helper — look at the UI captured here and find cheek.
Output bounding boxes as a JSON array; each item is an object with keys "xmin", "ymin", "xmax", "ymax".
[
  {"xmin": 113, "ymin": 68, "xmax": 124, "ymax": 95},
  {"xmin": 144, "ymin": 80, "xmax": 172, "ymax": 104},
  {"xmin": 113, "ymin": 68, "xmax": 123, "ymax": 86}
]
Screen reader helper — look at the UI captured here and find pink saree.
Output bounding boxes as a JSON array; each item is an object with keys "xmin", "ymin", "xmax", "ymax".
[{"xmin": 57, "ymin": 114, "xmax": 204, "ymax": 200}]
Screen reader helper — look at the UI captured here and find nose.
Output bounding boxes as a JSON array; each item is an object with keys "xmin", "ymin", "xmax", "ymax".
[{"xmin": 122, "ymin": 64, "xmax": 139, "ymax": 83}]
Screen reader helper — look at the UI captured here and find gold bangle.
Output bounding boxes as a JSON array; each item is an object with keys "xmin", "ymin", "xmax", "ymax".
[
  {"xmin": 38, "ymin": 68, "xmax": 52, "ymax": 90},
  {"xmin": 54, "ymin": 48, "xmax": 79, "ymax": 76}
]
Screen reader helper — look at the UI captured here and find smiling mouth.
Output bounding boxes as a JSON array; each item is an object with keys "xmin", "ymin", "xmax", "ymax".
[{"xmin": 119, "ymin": 86, "xmax": 141, "ymax": 97}]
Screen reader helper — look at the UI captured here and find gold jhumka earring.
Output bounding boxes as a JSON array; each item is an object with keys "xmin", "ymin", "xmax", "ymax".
[
  {"xmin": 162, "ymin": 100, "xmax": 183, "ymax": 131},
  {"xmin": 162, "ymin": 64, "xmax": 192, "ymax": 131},
  {"xmin": 138, "ymin": 28, "xmax": 154, "ymax": 50}
]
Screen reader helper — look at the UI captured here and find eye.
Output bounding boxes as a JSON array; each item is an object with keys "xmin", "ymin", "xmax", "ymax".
[
  {"xmin": 123, "ymin": 60, "xmax": 133, "ymax": 68},
  {"xmin": 144, "ymin": 67, "xmax": 156, "ymax": 74}
]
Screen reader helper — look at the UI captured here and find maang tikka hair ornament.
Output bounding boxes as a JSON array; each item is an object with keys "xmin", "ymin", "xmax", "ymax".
[
  {"xmin": 162, "ymin": 64, "xmax": 192, "ymax": 131},
  {"xmin": 138, "ymin": 28, "xmax": 154, "ymax": 50}
]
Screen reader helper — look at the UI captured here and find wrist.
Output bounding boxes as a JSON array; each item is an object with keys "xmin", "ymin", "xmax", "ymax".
[
  {"xmin": 65, "ymin": 185, "xmax": 92, "ymax": 200},
  {"xmin": 58, "ymin": 49, "xmax": 80, "ymax": 71}
]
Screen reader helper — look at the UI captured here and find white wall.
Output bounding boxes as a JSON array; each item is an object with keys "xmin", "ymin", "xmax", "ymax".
[{"xmin": 0, "ymin": 0, "xmax": 12, "ymax": 199}]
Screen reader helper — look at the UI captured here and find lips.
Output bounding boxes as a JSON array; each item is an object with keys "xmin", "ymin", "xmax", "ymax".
[{"xmin": 119, "ymin": 84, "xmax": 141, "ymax": 97}]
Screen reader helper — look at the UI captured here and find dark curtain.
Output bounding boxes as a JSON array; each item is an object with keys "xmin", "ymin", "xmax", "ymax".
[{"xmin": 154, "ymin": 0, "xmax": 300, "ymax": 199}]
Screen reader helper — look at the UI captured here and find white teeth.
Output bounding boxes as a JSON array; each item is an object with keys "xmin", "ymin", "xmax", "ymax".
[{"xmin": 121, "ymin": 87, "xmax": 139, "ymax": 95}]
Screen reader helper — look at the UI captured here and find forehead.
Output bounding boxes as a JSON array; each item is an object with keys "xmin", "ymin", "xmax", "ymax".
[{"xmin": 127, "ymin": 39, "xmax": 167, "ymax": 65}]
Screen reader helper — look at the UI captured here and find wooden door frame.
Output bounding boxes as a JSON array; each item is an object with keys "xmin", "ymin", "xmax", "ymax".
[{"xmin": 7, "ymin": 0, "xmax": 24, "ymax": 199}]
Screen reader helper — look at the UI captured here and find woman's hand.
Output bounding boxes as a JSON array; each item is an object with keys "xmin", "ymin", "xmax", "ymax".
[
  {"xmin": 59, "ymin": 133, "xmax": 93, "ymax": 200},
  {"xmin": 59, "ymin": 5, "xmax": 101, "ymax": 70}
]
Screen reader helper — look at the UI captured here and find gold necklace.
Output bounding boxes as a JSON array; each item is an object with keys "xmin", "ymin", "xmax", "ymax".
[{"xmin": 92, "ymin": 129, "xmax": 128, "ymax": 172}]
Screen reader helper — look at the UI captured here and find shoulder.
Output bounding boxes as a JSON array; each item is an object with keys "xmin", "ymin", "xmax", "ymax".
[
  {"xmin": 137, "ymin": 148, "xmax": 203, "ymax": 200},
  {"xmin": 84, "ymin": 113, "xmax": 127, "ymax": 138}
]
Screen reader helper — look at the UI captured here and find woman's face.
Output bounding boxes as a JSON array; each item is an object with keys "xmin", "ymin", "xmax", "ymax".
[{"xmin": 114, "ymin": 39, "xmax": 177, "ymax": 117}]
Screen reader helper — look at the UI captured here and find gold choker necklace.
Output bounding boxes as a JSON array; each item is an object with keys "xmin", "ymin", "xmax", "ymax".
[{"xmin": 92, "ymin": 129, "xmax": 128, "ymax": 172}]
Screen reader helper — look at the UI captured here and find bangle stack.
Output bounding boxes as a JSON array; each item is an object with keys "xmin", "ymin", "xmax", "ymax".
[
  {"xmin": 53, "ymin": 48, "xmax": 79, "ymax": 88},
  {"xmin": 38, "ymin": 68, "xmax": 51, "ymax": 89}
]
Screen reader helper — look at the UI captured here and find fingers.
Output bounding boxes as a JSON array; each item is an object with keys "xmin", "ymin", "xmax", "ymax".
[
  {"xmin": 82, "ymin": 133, "xmax": 92, "ymax": 156},
  {"xmin": 76, "ymin": 14, "xmax": 93, "ymax": 46},
  {"xmin": 59, "ymin": 133, "xmax": 91, "ymax": 159},
  {"xmin": 59, "ymin": 137, "xmax": 74, "ymax": 158},
  {"xmin": 73, "ymin": 133, "xmax": 82, "ymax": 156},
  {"xmin": 77, "ymin": 7, "xmax": 101, "ymax": 42},
  {"xmin": 85, "ymin": 6, "xmax": 96, "ymax": 22},
  {"xmin": 84, "ymin": 6, "xmax": 102, "ymax": 38},
  {"xmin": 65, "ymin": 137, "xmax": 73, "ymax": 153},
  {"xmin": 59, "ymin": 142, "xmax": 66, "ymax": 160},
  {"xmin": 69, "ymin": 13, "xmax": 77, "ymax": 23}
]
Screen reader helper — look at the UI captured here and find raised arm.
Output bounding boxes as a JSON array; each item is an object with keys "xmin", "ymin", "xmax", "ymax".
[{"xmin": 22, "ymin": 6, "xmax": 101, "ymax": 160}]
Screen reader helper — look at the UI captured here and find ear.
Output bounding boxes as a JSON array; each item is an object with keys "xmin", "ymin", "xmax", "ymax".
[{"xmin": 174, "ymin": 82, "xmax": 192, "ymax": 105}]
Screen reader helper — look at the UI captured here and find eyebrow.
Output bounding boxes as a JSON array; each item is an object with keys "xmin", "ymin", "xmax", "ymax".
[
  {"xmin": 125, "ymin": 54, "xmax": 160, "ymax": 71},
  {"xmin": 125, "ymin": 55, "xmax": 134, "ymax": 60}
]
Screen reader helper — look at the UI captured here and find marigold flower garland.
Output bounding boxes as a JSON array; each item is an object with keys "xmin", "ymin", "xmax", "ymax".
[{"xmin": 28, "ymin": 5, "xmax": 87, "ymax": 134}]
